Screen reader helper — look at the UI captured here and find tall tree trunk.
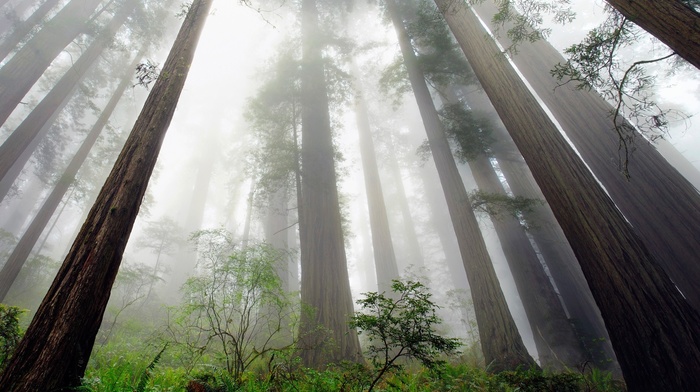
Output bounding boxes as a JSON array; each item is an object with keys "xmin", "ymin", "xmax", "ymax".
[
  {"xmin": 0, "ymin": 1, "xmax": 213, "ymax": 389},
  {"xmin": 0, "ymin": 48, "xmax": 143, "ymax": 302},
  {"xmin": 241, "ymin": 179, "xmax": 255, "ymax": 247},
  {"xmin": 435, "ymin": 1, "xmax": 700, "ymax": 389},
  {"xmin": 297, "ymin": 0, "xmax": 362, "ymax": 368},
  {"xmin": 0, "ymin": 0, "xmax": 104, "ymax": 127},
  {"xmin": 468, "ymin": 153, "xmax": 585, "ymax": 370},
  {"xmin": 264, "ymin": 186, "xmax": 291, "ymax": 291},
  {"xmin": 416, "ymin": 156, "xmax": 465, "ymax": 291},
  {"xmin": 479, "ymin": 0, "xmax": 700, "ymax": 312},
  {"xmin": 605, "ymin": 0, "xmax": 700, "ymax": 70},
  {"xmin": 0, "ymin": 0, "xmax": 137, "ymax": 197},
  {"xmin": 459, "ymin": 85, "xmax": 620, "ymax": 372},
  {"xmin": 386, "ymin": 0, "xmax": 535, "ymax": 371},
  {"xmin": 440, "ymin": 84, "xmax": 585, "ymax": 369},
  {"xmin": 355, "ymin": 200, "xmax": 378, "ymax": 293},
  {"xmin": 384, "ymin": 138, "xmax": 424, "ymax": 269},
  {"xmin": 474, "ymin": 0, "xmax": 700, "ymax": 315},
  {"xmin": 352, "ymin": 68, "xmax": 399, "ymax": 293},
  {"xmin": 0, "ymin": 0, "xmax": 62, "ymax": 61}
]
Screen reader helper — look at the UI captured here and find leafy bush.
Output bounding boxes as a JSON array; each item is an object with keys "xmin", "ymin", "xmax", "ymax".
[
  {"xmin": 166, "ymin": 234, "xmax": 298, "ymax": 382},
  {"xmin": 350, "ymin": 280, "xmax": 461, "ymax": 391},
  {"xmin": 0, "ymin": 304, "xmax": 23, "ymax": 369}
]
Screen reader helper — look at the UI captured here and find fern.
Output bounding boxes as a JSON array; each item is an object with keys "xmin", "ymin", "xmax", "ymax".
[{"xmin": 134, "ymin": 343, "xmax": 168, "ymax": 392}]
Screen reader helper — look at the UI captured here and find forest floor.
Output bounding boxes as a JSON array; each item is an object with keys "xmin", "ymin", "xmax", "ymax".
[{"xmin": 80, "ymin": 348, "xmax": 626, "ymax": 392}]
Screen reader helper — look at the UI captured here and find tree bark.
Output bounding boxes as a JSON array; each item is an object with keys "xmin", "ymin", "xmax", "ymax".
[
  {"xmin": 435, "ymin": 1, "xmax": 700, "ymax": 389},
  {"xmin": 386, "ymin": 0, "xmax": 536, "ymax": 371},
  {"xmin": 297, "ymin": 0, "xmax": 362, "ymax": 368},
  {"xmin": 0, "ymin": 48, "xmax": 143, "ymax": 302},
  {"xmin": 459, "ymin": 84, "xmax": 620, "ymax": 373},
  {"xmin": 474, "ymin": 0, "xmax": 700, "ymax": 313},
  {"xmin": 605, "ymin": 0, "xmax": 700, "ymax": 70},
  {"xmin": 0, "ymin": 0, "xmax": 137, "ymax": 197},
  {"xmin": 0, "ymin": 1, "xmax": 213, "ymax": 389},
  {"xmin": 352, "ymin": 66, "xmax": 400, "ymax": 293},
  {"xmin": 468, "ymin": 153, "xmax": 585, "ymax": 370}
]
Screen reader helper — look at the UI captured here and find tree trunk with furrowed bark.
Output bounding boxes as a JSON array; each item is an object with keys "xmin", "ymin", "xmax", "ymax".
[{"xmin": 0, "ymin": 1, "xmax": 213, "ymax": 389}]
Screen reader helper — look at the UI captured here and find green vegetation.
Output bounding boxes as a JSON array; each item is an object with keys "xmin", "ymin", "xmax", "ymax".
[
  {"xmin": 0, "ymin": 250, "xmax": 622, "ymax": 392},
  {"xmin": 75, "ymin": 355, "xmax": 623, "ymax": 391},
  {"xmin": 0, "ymin": 304, "xmax": 23, "ymax": 370},
  {"xmin": 350, "ymin": 280, "xmax": 461, "ymax": 391}
]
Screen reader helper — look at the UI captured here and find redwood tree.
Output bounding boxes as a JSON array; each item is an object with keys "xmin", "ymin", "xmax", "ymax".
[
  {"xmin": 473, "ymin": 0, "xmax": 700, "ymax": 313},
  {"xmin": 385, "ymin": 0, "xmax": 536, "ymax": 371},
  {"xmin": 297, "ymin": 0, "xmax": 362, "ymax": 367},
  {"xmin": 0, "ymin": 1, "xmax": 213, "ymax": 389},
  {"xmin": 605, "ymin": 0, "xmax": 700, "ymax": 70},
  {"xmin": 434, "ymin": 1, "xmax": 700, "ymax": 389},
  {"xmin": 352, "ymin": 67, "xmax": 400, "ymax": 293},
  {"xmin": 0, "ymin": 48, "xmax": 145, "ymax": 302}
]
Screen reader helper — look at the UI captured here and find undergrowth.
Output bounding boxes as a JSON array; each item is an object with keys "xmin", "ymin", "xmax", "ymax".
[{"xmin": 80, "ymin": 358, "xmax": 625, "ymax": 391}]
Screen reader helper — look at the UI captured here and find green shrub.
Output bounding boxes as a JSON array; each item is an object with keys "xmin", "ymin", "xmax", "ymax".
[{"xmin": 0, "ymin": 304, "xmax": 24, "ymax": 369}]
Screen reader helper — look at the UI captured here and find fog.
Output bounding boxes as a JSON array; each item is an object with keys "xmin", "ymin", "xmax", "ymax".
[{"xmin": 1, "ymin": 0, "xmax": 699, "ymax": 381}]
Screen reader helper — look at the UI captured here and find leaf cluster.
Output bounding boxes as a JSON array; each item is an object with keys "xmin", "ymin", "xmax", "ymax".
[
  {"xmin": 471, "ymin": 0, "xmax": 575, "ymax": 54},
  {"xmin": 469, "ymin": 189, "xmax": 543, "ymax": 223},
  {"xmin": 133, "ymin": 59, "xmax": 161, "ymax": 89},
  {"xmin": 439, "ymin": 103, "xmax": 494, "ymax": 162},
  {"xmin": 350, "ymin": 280, "xmax": 461, "ymax": 391},
  {"xmin": 379, "ymin": 0, "xmax": 474, "ymax": 104},
  {"xmin": 0, "ymin": 304, "xmax": 24, "ymax": 370}
]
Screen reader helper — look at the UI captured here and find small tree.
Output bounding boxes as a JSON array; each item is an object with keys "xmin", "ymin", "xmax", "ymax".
[
  {"xmin": 350, "ymin": 280, "xmax": 461, "ymax": 392},
  {"xmin": 168, "ymin": 235, "xmax": 297, "ymax": 381}
]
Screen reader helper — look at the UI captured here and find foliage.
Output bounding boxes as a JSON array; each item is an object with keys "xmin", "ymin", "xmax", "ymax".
[
  {"xmin": 350, "ymin": 280, "xmax": 461, "ymax": 391},
  {"xmin": 473, "ymin": 0, "xmax": 575, "ymax": 54},
  {"xmin": 401, "ymin": 0, "xmax": 475, "ymax": 88},
  {"xmin": 134, "ymin": 216, "xmax": 184, "ymax": 303},
  {"xmin": 496, "ymin": 367, "xmax": 581, "ymax": 392},
  {"xmin": 380, "ymin": 0, "xmax": 475, "ymax": 105},
  {"xmin": 81, "ymin": 356, "xmax": 625, "ymax": 391},
  {"xmin": 0, "ymin": 304, "xmax": 23, "ymax": 370},
  {"xmin": 135, "ymin": 344, "xmax": 168, "ymax": 392},
  {"xmin": 134, "ymin": 59, "xmax": 161, "ymax": 89},
  {"xmin": 166, "ymin": 235, "xmax": 297, "ymax": 382},
  {"xmin": 5, "ymin": 254, "xmax": 61, "ymax": 311},
  {"xmin": 438, "ymin": 103, "xmax": 494, "ymax": 162},
  {"xmin": 245, "ymin": 46, "xmax": 302, "ymax": 200},
  {"xmin": 82, "ymin": 338, "xmax": 187, "ymax": 392},
  {"xmin": 550, "ymin": 8, "xmax": 682, "ymax": 176},
  {"xmin": 469, "ymin": 189, "xmax": 543, "ymax": 224},
  {"xmin": 379, "ymin": 57, "xmax": 412, "ymax": 108}
]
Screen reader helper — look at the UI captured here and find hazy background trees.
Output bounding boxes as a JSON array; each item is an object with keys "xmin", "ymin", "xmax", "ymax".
[{"xmin": 0, "ymin": 0, "xmax": 699, "ymax": 390}]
